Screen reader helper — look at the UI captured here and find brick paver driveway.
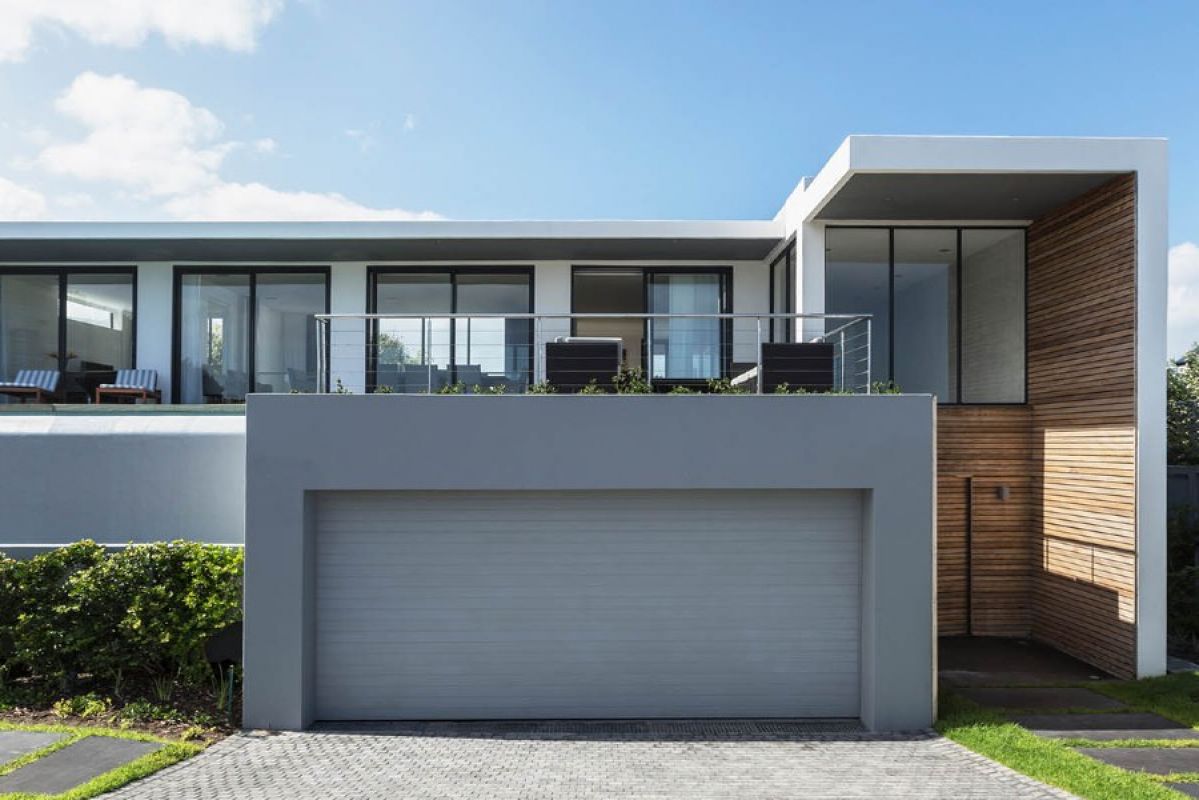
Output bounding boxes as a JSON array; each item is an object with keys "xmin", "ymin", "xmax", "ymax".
[{"xmin": 107, "ymin": 721, "xmax": 1073, "ymax": 799}]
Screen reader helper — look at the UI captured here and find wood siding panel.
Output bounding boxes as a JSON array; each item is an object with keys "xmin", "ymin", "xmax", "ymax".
[
  {"xmin": 1027, "ymin": 174, "xmax": 1137, "ymax": 678},
  {"xmin": 937, "ymin": 406, "xmax": 1033, "ymax": 637}
]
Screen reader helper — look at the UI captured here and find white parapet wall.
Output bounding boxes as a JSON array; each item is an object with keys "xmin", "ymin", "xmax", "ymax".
[{"xmin": 0, "ymin": 412, "xmax": 246, "ymax": 557}]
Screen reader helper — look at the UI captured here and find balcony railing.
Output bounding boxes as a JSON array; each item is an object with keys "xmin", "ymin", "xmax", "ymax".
[{"xmin": 313, "ymin": 313, "xmax": 872, "ymax": 394}]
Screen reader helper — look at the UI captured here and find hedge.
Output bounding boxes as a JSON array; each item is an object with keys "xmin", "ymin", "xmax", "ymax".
[{"xmin": 0, "ymin": 541, "xmax": 242, "ymax": 696}]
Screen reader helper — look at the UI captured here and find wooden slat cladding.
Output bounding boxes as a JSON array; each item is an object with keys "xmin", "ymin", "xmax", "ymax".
[
  {"xmin": 937, "ymin": 407, "xmax": 1033, "ymax": 637},
  {"xmin": 1027, "ymin": 173, "xmax": 1137, "ymax": 678}
]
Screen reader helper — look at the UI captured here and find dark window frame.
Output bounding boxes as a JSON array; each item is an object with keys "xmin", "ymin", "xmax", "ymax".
[
  {"xmin": 768, "ymin": 237, "xmax": 797, "ymax": 344},
  {"xmin": 0, "ymin": 265, "xmax": 138, "ymax": 381},
  {"xmin": 172, "ymin": 265, "xmax": 331, "ymax": 402},
  {"xmin": 366, "ymin": 265, "xmax": 535, "ymax": 391},
  {"xmin": 570, "ymin": 265, "xmax": 734, "ymax": 383},
  {"xmin": 825, "ymin": 225, "xmax": 1028, "ymax": 405}
]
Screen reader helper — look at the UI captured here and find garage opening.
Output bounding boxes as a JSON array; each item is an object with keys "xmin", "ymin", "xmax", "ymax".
[{"xmin": 313, "ymin": 489, "xmax": 862, "ymax": 720}]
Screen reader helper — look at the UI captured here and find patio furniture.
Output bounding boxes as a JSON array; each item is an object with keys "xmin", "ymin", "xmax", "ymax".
[
  {"xmin": 546, "ymin": 337, "xmax": 622, "ymax": 392},
  {"xmin": 94, "ymin": 369, "xmax": 162, "ymax": 404},
  {"xmin": 760, "ymin": 342, "xmax": 835, "ymax": 393},
  {"xmin": 0, "ymin": 370, "xmax": 61, "ymax": 403}
]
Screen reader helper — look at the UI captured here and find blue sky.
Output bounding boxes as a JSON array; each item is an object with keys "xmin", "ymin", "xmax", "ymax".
[{"xmin": 0, "ymin": 1, "xmax": 1197, "ymax": 349}]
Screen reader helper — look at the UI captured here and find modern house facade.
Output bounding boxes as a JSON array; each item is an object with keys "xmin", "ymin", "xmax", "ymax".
[{"xmin": 0, "ymin": 136, "xmax": 1167, "ymax": 732}]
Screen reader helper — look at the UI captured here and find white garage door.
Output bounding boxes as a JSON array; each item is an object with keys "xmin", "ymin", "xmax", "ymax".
[{"xmin": 314, "ymin": 489, "xmax": 862, "ymax": 720}]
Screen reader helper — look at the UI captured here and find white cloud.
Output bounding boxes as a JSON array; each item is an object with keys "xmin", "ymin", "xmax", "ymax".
[
  {"xmin": 0, "ymin": 175, "xmax": 48, "ymax": 220},
  {"xmin": 1169, "ymin": 242, "xmax": 1199, "ymax": 358},
  {"xmin": 29, "ymin": 72, "xmax": 439, "ymax": 222},
  {"xmin": 403, "ymin": 113, "xmax": 416, "ymax": 132},
  {"xmin": 38, "ymin": 72, "xmax": 230, "ymax": 196},
  {"xmin": 164, "ymin": 182, "xmax": 441, "ymax": 221},
  {"xmin": 0, "ymin": 0, "xmax": 284, "ymax": 62},
  {"xmin": 345, "ymin": 127, "xmax": 377, "ymax": 153}
]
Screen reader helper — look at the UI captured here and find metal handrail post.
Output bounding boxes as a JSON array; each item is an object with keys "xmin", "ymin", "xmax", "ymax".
[
  {"xmin": 645, "ymin": 318, "xmax": 653, "ymax": 391},
  {"xmin": 839, "ymin": 329, "xmax": 846, "ymax": 392},
  {"xmin": 865, "ymin": 318, "xmax": 872, "ymax": 393},
  {"xmin": 315, "ymin": 318, "xmax": 325, "ymax": 393},
  {"xmin": 756, "ymin": 317, "xmax": 763, "ymax": 394},
  {"xmin": 426, "ymin": 317, "xmax": 433, "ymax": 393}
]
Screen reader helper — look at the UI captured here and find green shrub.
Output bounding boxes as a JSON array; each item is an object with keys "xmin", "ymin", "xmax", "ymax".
[
  {"xmin": 612, "ymin": 367, "xmax": 651, "ymax": 394},
  {"xmin": 437, "ymin": 382, "xmax": 465, "ymax": 394},
  {"xmin": 667, "ymin": 385, "xmax": 697, "ymax": 395},
  {"xmin": 525, "ymin": 381, "xmax": 557, "ymax": 394},
  {"xmin": 576, "ymin": 380, "xmax": 605, "ymax": 395},
  {"xmin": 0, "ymin": 541, "xmax": 242, "ymax": 699},
  {"xmin": 52, "ymin": 692, "xmax": 112, "ymax": 719},
  {"xmin": 705, "ymin": 377, "xmax": 749, "ymax": 395}
]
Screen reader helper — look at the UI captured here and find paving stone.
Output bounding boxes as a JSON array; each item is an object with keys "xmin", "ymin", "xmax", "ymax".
[
  {"xmin": 1014, "ymin": 712, "xmax": 1199, "ymax": 740},
  {"xmin": 1077, "ymin": 746, "xmax": 1199, "ymax": 775},
  {"xmin": 104, "ymin": 723, "xmax": 1075, "ymax": 799},
  {"xmin": 959, "ymin": 687, "xmax": 1126, "ymax": 711},
  {"xmin": 0, "ymin": 736, "xmax": 160, "ymax": 795},
  {"xmin": 1167, "ymin": 784, "xmax": 1199, "ymax": 799},
  {"xmin": 0, "ymin": 731, "xmax": 66, "ymax": 765}
]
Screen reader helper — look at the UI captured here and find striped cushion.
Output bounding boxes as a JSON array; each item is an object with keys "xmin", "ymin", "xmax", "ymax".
[
  {"xmin": 101, "ymin": 369, "xmax": 158, "ymax": 390},
  {"xmin": 0, "ymin": 370, "xmax": 60, "ymax": 392}
]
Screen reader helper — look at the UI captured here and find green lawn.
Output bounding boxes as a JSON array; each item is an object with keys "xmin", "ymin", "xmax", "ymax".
[
  {"xmin": 0, "ymin": 722, "xmax": 202, "ymax": 800},
  {"xmin": 937, "ymin": 673, "xmax": 1199, "ymax": 800}
]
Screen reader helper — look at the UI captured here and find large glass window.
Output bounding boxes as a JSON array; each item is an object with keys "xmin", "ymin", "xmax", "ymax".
[
  {"xmin": 176, "ymin": 270, "xmax": 327, "ymax": 403},
  {"xmin": 769, "ymin": 242, "xmax": 795, "ymax": 343},
  {"xmin": 962, "ymin": 229, "xmax": 1026, "ymax": 402},
  {"xmin": 825, "ymin": 228, "xmax": 890, "ymax": 384},
  {"xmin": 894, "ymin": 229, "xmax": 957, "ymax": 399},
  {"xmin": 825, "ymin": 227, "xmax": 1025, "ymax": 403},
  {"xmin": 370, "ymin": 269, "xmax": 532, "ymax": 392},
  {"xmin": 571, "ymin": 267, "xmax": 730, "ymax": 382},
  {"xmin": 649, "ymin": 272, "xmax": 724, "ymax": 380},
  {"xmin": 0, "ymin": 269, "xmax": 135, "ymax": 402}
]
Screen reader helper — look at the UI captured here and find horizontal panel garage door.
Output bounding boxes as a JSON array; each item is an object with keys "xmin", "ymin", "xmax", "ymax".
[{"xmin": 314, "ymin": 489, "xmax": 862, "ymax": 720}]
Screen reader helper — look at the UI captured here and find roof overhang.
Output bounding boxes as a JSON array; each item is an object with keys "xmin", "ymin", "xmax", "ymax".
[
  {"xmin": 0, "ymin": 220, "xmax": 784, "ymax": 262},
  {"xmin": 782, "ymin": 135, "xmax": 1166, "ymax": 226}
]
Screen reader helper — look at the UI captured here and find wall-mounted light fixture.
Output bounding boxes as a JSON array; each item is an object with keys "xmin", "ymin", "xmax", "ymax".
[{"xmin": 996, "ymin": 485, "xmax": 1011, "ymax": 502}]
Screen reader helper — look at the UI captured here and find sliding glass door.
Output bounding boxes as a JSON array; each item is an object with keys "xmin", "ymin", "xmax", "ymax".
[
  {"xmin": 175, "ymin": 268, "xmax": 328, "ymax": 403},
  {"xmin": 572, "ymin": 267, "xmax": 731, "ymax": 383},
  {"xmin": 0, "ymin": 268, "xmax": 135, "ymax": 402},
  {"xmin": 370, "ymin": 268, "xmax": 533, "ymax": 392}
]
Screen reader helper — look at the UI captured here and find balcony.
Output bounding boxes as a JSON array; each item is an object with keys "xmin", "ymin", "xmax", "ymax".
[{"xmin": 315, "ymin": 312, "xmax": 873, "ymax": 394}]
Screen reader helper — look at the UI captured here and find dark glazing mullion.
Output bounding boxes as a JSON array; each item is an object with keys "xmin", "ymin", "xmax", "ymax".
[
  {"xmin": 57, "ymin": 272, "xmax": 67, "ymax": 375},
  {"xmin": 956, "ymin": 228, "xmax": 963, "ymax": 404},
  {"xmin": 247, "ymin": 273, "xmax": 257, "ymax": 402},
  {"xmin": 448, "ymin": 272, "xmax": 458, "ymax": 386},
  {"xmin": 888, "ymin": 228, "xmax": 895, "ymax": 384}
]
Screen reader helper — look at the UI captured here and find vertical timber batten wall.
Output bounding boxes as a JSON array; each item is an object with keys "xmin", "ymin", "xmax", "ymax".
[
  {"xmin": 1027, "ymin": 174, "xmax": 1138, "ymax": 678},
  {"xmin": 937, "ymin": 406, "xmax": 1034, "ymax": 637}
]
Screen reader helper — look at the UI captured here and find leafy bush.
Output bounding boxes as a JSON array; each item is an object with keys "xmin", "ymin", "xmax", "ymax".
[
  {"xmin": 705, "ymin": 377, "xmax": 749, "ymax": 395},
  {"xmin": 0, "ymin": 541, "xmax": 243, "ymax": 698},
  {"xmin": 525, "ymin": 381, "xmax": 557, "ymax": 394},
  {"xmin": 53, "ymin": 692, "xmax": 112, "ymax": 719},
  {"xmin": 576, "ymin": 380, "xmax": 605, "ymax": 395},
  {"xmin": 667, "ymin": 385, "xmax": 697, "ymax": 395},
  {"xmin": 612, "ymin": 367, "xmax": 651, "ymax": 394}
]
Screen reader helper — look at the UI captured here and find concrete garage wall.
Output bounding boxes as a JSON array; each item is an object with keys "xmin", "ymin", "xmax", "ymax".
[
  {"xmin": 0, "ymin": 414, "xmax": 245, "ymax": 555},
  {"xmin": 244, "ymin": 394, "xmax": 937, "ymax": 733}
]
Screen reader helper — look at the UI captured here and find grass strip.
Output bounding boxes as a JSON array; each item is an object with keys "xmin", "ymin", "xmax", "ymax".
[
  {"xmin": 937, "ymin": 692, "xmax": 1186, "ymax": 800},
  {"xmin": 0, "ymin": 722, "xmax": 202, "ymax": 800}
]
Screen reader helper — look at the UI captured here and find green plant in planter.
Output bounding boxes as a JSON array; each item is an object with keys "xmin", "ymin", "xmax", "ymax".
[
  {"xmin": 333, "ymin": 378, "xmax": 351, "ymax": 394},
  {"xmin": 705, "ymin": 377, "xmax": 749, "ymax": 395},
  {"xmin": 373, "ymin": 384, "xmax": 395, "ymax": 394},
  {"xmin": 526, "ymin": 381, "xmax": 557, "ymax": 394},
  {"xmin": 612, "ymin": 366, "xmax": 651, "ymax": 394},
  {"xmin": 870, "ymin": 380, "xmax": 902, "ymax": 394},
  {"xmin": 437, "ymin": 382, "xmax": 465, "ymax": 394},
  {"xmin": 576, "ymin": 380, "xmax": 605, "ymax": 395},
  {"xmin": 471, "ymin": 384, "xmax": 508, "ymax": 395},
  {"xmin": 667, "ymin": 385, "xmax": 698, "ymax": 395}
]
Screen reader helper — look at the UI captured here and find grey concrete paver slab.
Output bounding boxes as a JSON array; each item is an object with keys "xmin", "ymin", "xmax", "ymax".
[
  {"xmin": 1077, "ymin": 746, "xmax": 1199, "ymax": 775},
  {"xmin": 0, "ymin": 736, "xmax": 159, "ymax": 795},
  {"xmin": 959, "ymin": 687, "xmax": 1126, "ymax": 710},
  {"xmin": 1015, "ymin": 712, "xmax": 1199, "ymax": 740},
  {"xmin": 1168, "ymin": 784, "xmax": 1199, "ymax": 799},
  {"xmin": 0, "ymin": 731, "xmax": 66, "ymax": 765},
  {"xmin": 103, "ymin": 723, "xmax": 1077, "ymax": 799}
]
